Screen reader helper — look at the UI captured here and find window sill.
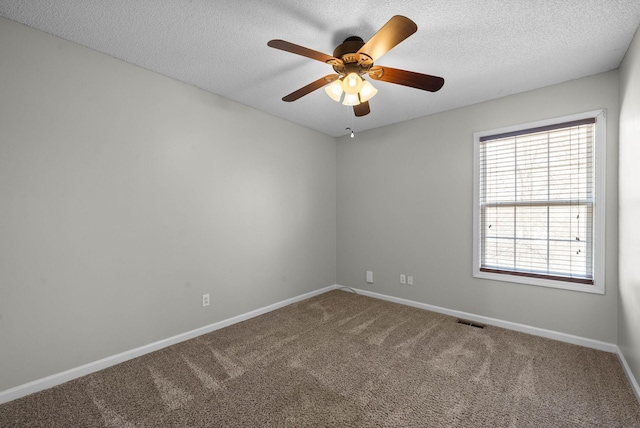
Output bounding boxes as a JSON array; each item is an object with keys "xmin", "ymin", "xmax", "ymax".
[{"xmin": 473, "ymin": 269, "xmax": 605, "ymax": 294}]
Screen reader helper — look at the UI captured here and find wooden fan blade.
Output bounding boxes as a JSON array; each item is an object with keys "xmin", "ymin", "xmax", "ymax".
[
  {"xmin": 282, "ymin": 74, "xmax": 339, "ymax": 102},
  {"xmin": 356, "ymin": 16, "xmax": 417, "ymax": 62},
  {"xmin": 268, "ymin": 39, "xmax": 341, "ymax": 65},
  {"xmin": 368, "ymin": 66, "xmax": 444, "ymax": 92},
  {"xmin": 353, "ymin": 101, "xmax": 370, "ymax": 117}
]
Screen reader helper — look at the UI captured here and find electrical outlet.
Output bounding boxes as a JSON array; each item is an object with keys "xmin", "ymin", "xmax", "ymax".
[
  {"xmin": 366, "ymin": 270, "xmax": 374, "ymax": 284},
  {"xmin": 400, "ymin": 274, "xmax": 406, "ymax": 284},
  {"xmin": 202, "ymin": 294, "xmax": 210, "ymax": 307},
  {"xmin": 407, "ymin": 276, "xmax": 414, "ymax": 286}
]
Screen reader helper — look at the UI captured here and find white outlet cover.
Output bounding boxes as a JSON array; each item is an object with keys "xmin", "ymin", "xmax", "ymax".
[{"xmin": 366, "ymin": 271, "xmax": 374, "ymax": 284}]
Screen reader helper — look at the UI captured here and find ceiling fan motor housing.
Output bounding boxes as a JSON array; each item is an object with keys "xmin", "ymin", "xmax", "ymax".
[{"xmin": 331, "ymin": 36, "xmax": 373, "ymax": 75}]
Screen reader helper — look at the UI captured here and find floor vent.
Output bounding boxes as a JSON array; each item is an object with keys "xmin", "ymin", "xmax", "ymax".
[{"xmin": 456, "ymin": 319, "xmax": 485, "ymax": 329}]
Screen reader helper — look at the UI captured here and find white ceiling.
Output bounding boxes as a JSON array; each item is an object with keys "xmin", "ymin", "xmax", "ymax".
[{"xmin": 1, "ymin": 1, "xmax": 639, "ymax": 137}]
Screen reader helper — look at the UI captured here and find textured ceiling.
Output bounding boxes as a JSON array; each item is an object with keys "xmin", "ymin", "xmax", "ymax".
[{"xmin": 1, "ymin": 1, "xmax": 639, "ymax": 137}]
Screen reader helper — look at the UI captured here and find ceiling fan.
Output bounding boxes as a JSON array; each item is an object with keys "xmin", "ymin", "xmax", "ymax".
[{"xmin": 267, "ymin": 15, "xmax": 444, "ymax": 117}]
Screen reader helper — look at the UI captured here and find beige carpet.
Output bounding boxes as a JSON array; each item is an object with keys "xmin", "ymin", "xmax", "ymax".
[{"xmin": 1, "ymin": 290, "xmax": 639, "ymax": 427}]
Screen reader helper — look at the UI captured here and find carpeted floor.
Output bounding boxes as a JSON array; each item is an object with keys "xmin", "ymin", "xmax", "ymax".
[{"xmin": 1, "ymin": 289, "xmax": 639, "ymax": 427}]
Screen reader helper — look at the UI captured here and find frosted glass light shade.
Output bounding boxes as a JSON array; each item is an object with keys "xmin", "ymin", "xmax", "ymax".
[
  {"xmin": 342, "ymin": 73, "xmax": 363, "ymax": 94},
  {"xmin": 342, "ymin": 93, "xmax": 361, "ymax": 106},
  {"xmin": 324, "ymin": 80, "xmax": 343, "ymax": 102},
  {"xmin": 359, "ymin": 80, "xmax": 378, "ymax": 102}
]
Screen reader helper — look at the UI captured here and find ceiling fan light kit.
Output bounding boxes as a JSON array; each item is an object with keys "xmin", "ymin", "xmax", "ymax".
[
  {"xmin": 343, "ymin": 73, "xmax": 364, "ymax": 94},
  {"xmin": 268, "ymin": 15, "xmax": 445, "ymax": 117},
  {"xmin": 359, "ymin": 80, "xmax": 378, "ymax": 102},
  {"xmin": 325, "ymin": 80, "xmax": 344, "ymax": 102},
  {"xmin": 323, "ymin": 73, "xmax": 377, "ymax": 106},
  {"xmin": 342, "ymin": 93, "xmax": 361, "ymax": 106},
  {"xmin": 324, "ymin": 72, "xmax": 378, "ymax": 106}
]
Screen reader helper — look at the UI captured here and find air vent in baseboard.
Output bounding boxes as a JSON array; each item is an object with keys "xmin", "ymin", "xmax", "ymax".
[{"xmin": 456, "ymin": 319, "xmax": 485, "ymax": 329}]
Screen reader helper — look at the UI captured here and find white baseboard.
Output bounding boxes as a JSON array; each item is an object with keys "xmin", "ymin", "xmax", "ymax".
[
  {"xmin": 347, "ymin": 287, "xmax": 618, "ymax": 353},
  {"xmin": 616, "ymin": 346, "xmax": 640, "ymax": 403},
  {"xmin": 0, "ymin": 285, "xmax": 339, "ymax": 405},
  {"xmin": 346, "ymin": 287, "xmax": 640, "ymax": 403},
  {"xmin": 4, "ymin": 284, "xmax": 638, "ymax": 407}
]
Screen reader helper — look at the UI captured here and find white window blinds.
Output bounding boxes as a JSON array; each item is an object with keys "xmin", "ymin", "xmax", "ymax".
[{"xmin": 478, "ymin": 118, "xmax": 596, "ymax": 284}]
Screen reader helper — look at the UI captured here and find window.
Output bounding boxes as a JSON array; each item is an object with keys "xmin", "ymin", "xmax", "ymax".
[{"xmin": 473, "ymin": 110, "xmax": 606, "ymax": 294}]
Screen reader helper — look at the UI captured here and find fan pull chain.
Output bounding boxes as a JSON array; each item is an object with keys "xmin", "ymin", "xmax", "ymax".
[{"xmin": 344, "ymin": 103, "xmax": 355, "ymax": 138}]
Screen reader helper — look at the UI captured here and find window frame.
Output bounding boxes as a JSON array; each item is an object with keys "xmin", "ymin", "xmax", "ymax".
[{"xmin": 472, "ymin": 109, "xmax": 606, "ymax": 294}]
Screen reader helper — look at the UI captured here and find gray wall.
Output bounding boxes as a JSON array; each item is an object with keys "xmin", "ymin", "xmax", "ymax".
[
  {"xmin": 337, "ymin": 71, "xmax": 619, "ymax": 343},
  {"xmin": 0, "ymin": 17, "xmax": 337, "ymax": 391},
  {"xmin": 619, "ymin": 26, "xmax": 640, "ymax": 389}
]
